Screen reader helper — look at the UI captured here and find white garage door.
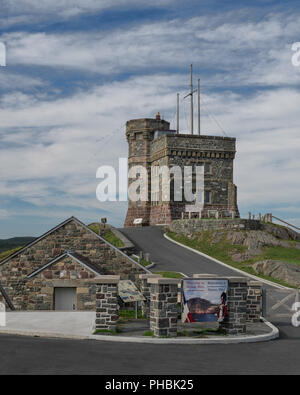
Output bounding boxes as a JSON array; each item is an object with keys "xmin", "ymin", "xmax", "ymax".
[{"xmin": 54, "ymin": 288, "xmax": 77, "ymax": 311}]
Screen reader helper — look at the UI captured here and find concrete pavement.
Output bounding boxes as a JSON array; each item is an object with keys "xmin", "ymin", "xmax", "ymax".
[{"xmin": 0, "ymin": 312, "xmax": 95, "ymax": 339}]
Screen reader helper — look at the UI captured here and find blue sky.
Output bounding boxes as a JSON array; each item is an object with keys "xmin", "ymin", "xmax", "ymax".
[{"xmin": 0, "ymin": 0, "xmax": 300, "ymax": 238}]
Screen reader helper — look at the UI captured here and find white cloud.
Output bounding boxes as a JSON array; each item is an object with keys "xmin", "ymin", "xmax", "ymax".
[
  {"xmin": 0, "ymin": 8, "xmax": 299, "ymax": 233},
  {"xmin": 0, "ymin": 73, "xmax": 299, "ymax": 228},
  {"xmin": 0, "ymin": 71, "xmax": 44, "ymax": 90},
  {"xmin": 3, "ymin": 13, "xmax": 300, "ymax": 89},
  {"xmin": 0, "ymin": 0, "xmax": 173, "ymax": 27}
]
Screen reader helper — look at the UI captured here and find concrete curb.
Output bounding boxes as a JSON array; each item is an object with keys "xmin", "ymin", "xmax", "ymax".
[
  {"xmin": 164, "ymin": 233, "xmax": 292, "ymax": 290},
  {"xmin": 0, "ymin": 319, "xmax": 279, "ymax": 344}
]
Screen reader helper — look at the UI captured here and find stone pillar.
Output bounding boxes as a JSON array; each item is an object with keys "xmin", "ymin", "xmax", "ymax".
[
  {"xmin": 148, "ymin": 278, "xmax": 180, "ymax": 338},
  {"xmin": 247, "ymin": 281, "xmax": 262, "ymax": 323},
  {"xmin": 138, "ymin": 274, "xmax": 162, "ymax": 318},
  {"xmin": 94, "ymin": 276, "xmax": 120, "ymax": 332},
  {"xmin": 220, "ymin": 277, "xmax": 248, "ymax": 335}
]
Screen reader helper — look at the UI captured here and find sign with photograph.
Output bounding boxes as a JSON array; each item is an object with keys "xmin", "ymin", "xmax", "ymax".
[
  {"xmin": 118, "ymin": 280, "xmax": 145, "ymax": 303},
  {"xmin": 182, "ymin": 279, "xmax": 228, "ymax": 323}
]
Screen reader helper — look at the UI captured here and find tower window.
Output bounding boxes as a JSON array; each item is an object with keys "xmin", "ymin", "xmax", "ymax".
[
  {"xmin": 205, "ymin": 163, "xmax": 211, "ymax": 174},
  {"xmin": 205, "ymin": 191, "xmax": 212, "ymax": 204}
]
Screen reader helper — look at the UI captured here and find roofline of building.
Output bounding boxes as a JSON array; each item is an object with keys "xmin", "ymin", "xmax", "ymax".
[{"xmin": 0, "ymin": 216, "xmax": 150, "ymax": 274}]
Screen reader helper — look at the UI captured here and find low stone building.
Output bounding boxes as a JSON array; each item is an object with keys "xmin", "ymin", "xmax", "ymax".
[{"xmin": 0, "ymin": 217, "xmax": 148, "ymax": 311}]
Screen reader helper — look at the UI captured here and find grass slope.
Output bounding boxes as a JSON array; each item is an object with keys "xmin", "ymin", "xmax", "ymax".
[
  {"xmin": 167, "ymin": 230, "xmax": 300, "ymax": 288},
  {"xmin": 0, "ymin": 246, "xmax": 23, "ymax": 262},
  {"xmin": 88, "ymin": 224, "xmax": 124, "ymax": 248}
]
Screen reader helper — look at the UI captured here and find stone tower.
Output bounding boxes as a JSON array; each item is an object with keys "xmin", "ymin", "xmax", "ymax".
[
  {"xmin": 124, "ymin": 114, "xmax": 239, "ymax": 227},
  {"xmin": 124, "ymin": 113, "xmax": 170, "ymax": 227}
]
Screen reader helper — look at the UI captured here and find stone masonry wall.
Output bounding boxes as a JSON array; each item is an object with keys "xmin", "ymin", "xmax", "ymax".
[
  {"xmin": 124, "ymin": 117, "xmax": 240, "ymax": 227},
  {"xmin": 247, "ymin": 281, "xmax": 262, "ymax": 323},
  {"xmin": 149, "ymin": 279, "xmax": 179, "ymax": 337},
  {"xmin": 138, "ymin": 274, "xmax": 162, "ymax": 318},
  {"xmin": 23, "ymin": 256, "xmax": 98, "ymax": 310},
  {"xmin": 220, "ymin": 277, "xmax": 248, "ymax": 335},
  {"xmin": 95, "ymin": 277, "xmax": 119, "ymax": 332},
  {"xmin": 169, "ymin": 218, "xmax": 262, "ymax": 235},
  {"xmin": 0, "ymin": 219, "xmax": 146, "ymax": 310}
]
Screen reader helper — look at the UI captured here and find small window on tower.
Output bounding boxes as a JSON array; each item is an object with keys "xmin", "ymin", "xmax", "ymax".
[
  {"xmin": 205, "ymin": 191, "xmax": 212, "ymax": 204},
  {"xmin": 205, "ymin": 163, "xmax": 211, "ymax": 174}
]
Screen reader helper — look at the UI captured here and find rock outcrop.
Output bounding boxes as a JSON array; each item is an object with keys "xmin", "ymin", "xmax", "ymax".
[
  {"xmin": 262, "ymin": 224, "xmax": 300, "ymax": 241},
  {"xmin": 253, "ymin": 260, "xmax": 300, "ymax": 287},
  {"xmin": 225, "ymin": 229, "xmax": 299, "ymax": 262}
]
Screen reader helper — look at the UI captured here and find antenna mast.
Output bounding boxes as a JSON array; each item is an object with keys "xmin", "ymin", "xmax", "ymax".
[
  {"xmin": 177, "ymin": 93, "xmax": 180, "ymax": 134},
  {"xmin": 198, "ymin": 79, "xmax": 201, "ymax": 135},
  {"xmin": 190, "ymin": 64, "xmax": 194, "ymax": 134},
  {"xmin": 184, "ymin": 64, "xmax": 197, "ymax": 134}
]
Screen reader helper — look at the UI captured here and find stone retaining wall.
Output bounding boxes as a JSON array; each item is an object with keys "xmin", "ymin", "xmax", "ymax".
[{"xmin": 169, "ymin": 218, "xmax": 262, "ymax": 235}]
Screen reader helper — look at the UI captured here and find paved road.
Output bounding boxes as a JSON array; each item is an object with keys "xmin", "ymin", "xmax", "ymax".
[
  {"xmin": 0, "ymin": 334, "xmax": 299, "ymax": 375},
  {"xmin": 120, "ymin": 226, "xmax": 244, "ymax": 277}
]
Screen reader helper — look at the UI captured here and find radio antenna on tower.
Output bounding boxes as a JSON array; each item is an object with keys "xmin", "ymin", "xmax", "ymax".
[
  {"xmin": 184, "ymin": 64, "xmax": 197, "ymax": 135},
  {"xmin": 176, "ymin": 93, "xmax": 180, "ymax": 134},
  {"xmin": 198, "ymin": 79, "xmax": 201, "ymax": 135}
]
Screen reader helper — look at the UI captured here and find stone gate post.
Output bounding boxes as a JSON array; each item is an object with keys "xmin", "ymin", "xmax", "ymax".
[
  {"xmin": 220, "ymin": 277, "xmax": 248, "ymax": 335},
  {"xmin": 93, "ymin": 275, "xmax": 120, "ymax": 332},
  {"xmin": 148, "ymin": 278, "xmax": 180, "ymax": 338},
  {"xmin": 247, "ymin": 281, "xmax": 262, "ymax": 323},
  {"xmin": 138, "ymin": 274, "xmax": 162, "ymax": 318}
]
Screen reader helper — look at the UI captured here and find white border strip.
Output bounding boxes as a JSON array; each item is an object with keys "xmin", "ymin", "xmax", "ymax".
[{"xmin": 164, "ymin": 233, "xmax": 292, "ymax": 290}]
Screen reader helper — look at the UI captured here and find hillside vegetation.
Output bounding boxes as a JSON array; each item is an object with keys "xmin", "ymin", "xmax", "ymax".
[
  {"xmin": 0, "ymin": 246, "xmax": 23, "ymax": 262},
  {"xmin": 0, "ymin": 237, "xmax": 35, "ymax": 253},
  {"xmin": 88, "ymin": 223, "xmax": 124, "ymax": 248},
  {"xmin": 167, "ymin": 224, "xmax": 300, "ymax": 288}
]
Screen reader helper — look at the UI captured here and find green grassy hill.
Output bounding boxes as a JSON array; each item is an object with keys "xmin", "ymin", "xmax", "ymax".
[
  {"xmin": 0, "ymin": 237, "xmax": 35, "ymax": 254},
  {"xmin": 167, "ymin": 226, "xmax": 300, "ymax": 288}
]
